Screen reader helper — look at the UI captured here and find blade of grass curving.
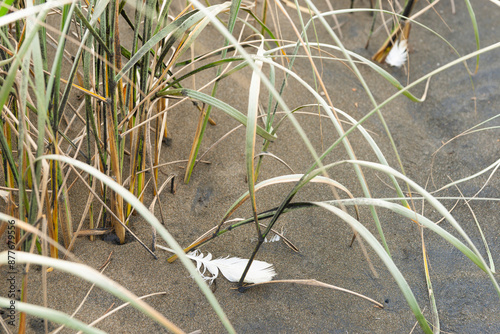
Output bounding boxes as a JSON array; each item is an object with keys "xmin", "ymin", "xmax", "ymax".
[
  {"xmin": 296, "ymin": 6, "xmax": 478, "ymax": 83},
  {"xmin": 240, "ymin": 8, "xmax": 287, "ymax": 53},
  {"xmin": 159, "ymin": 11, "xmax": 221, "ymax": 73},
  {"xmin": 56, "ymin": 0, "xmax": 111, "ymax": 124},
  {"xmin": 451, "ymin": 178, "xmax": 495, "ymax": 272},
  {"xmin": 168, "ymin": 202, "xmax": 312, "ymax": 263},
  {"xmin": 0, "ymin": 253, "xmax": 183, "ymax": 333},
  {"xmin": 339, "ymin": 160, "xmax": 499, "ymax": 295},
  {"xmin": 173, "ymin": 44, "xmax": 254, "ymax": 67},
  {"xmin": 304, "ymin": 0, "xmax": 410, "ymax": 255},
  {"xmin": 167, "ymin": 174, "xmax": 358, "ymax": 262},
  {"xmin": 268, "ymin": 42, "xmax": 429, "ymax": 102},
  {"xmin": 252, "ymin": 53, "xmax": 395, "ymax": 253},
  {"xmin": 0, "ymin": 0, "xmax": 74, "ymax": 27},
  {"xmin": 267, "ymin": 159, "xmax": 497, "ymax": 282},
  {"xmin": 276, "ymin": 5, "xmax": 479, "ymax": 177},
  {"xmin": 214, "ymin": 156, "xmax": 498, "ymax": 282},
  {"xmin": 51, "ymin": 260, "xmax": 112, "ymax": 334},
  {"xmin": 66, "ymin": 163, "xmax": 156, "ymax": 258},
  {"xmin": 264, "ymin": 0, "xmax": 391, "ymax": 260},
  {"xmin": 0, "ymin": 296, "xmax": 105, "ymax": 334},
  {"xmin": 302, "ymin": 36, "xmax": 500, "ymax": 154},
  {"xmin": 254, "ymin": 37, "xmax": 500, "ymax": 243},
  {"xmin": 254, "ymin": 152, "xmax": 294, "ymax": 173},
  {"xmin": 161, "ymin": 56, "xmax": 245, "ymax": 91},
  {"xmin": 156, "ymin": 88, "xmax": 276, "ymax": 141},
  {"xmin": 324, "ymin": 197, "xmax": 488, "ymax": 274},
  {"xmin": 177, "ymin": 2, "xmax": 353, "ymax": 278},
  {"xmin": 434, "ymin": 158, "xmax": 500, "ymax": 193},
  {"xmin": 222, "ymin": 174, "xmax": 356, "ymax": 224},
  {"xmin": 38, "ymin": 154, "xmax": 235, "ymax": 333},
  {"xmin": 463, "ymin": 0, "xmax": 480, "ymax": 73}
]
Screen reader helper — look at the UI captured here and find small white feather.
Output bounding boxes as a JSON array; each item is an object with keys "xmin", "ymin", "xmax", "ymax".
[
  {"xmin": 187, "ymin": 250, "xmax": 276, "ymax": 284},
  {"xmin": 0, "ymin": 190, "xmax": 10, "ymax": 203},
  {"xmin": 264, "ymin": 234, "xmax": 281, "ymax": 243},
  {"xmin": 385, "ymin": 39, "xmax": 408, "ymax": 68}
]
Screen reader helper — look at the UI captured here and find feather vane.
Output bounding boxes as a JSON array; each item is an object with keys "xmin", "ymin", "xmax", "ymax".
[{"xmin": 187, "ymin": 250, "xmax": 276, "ymax": 284}]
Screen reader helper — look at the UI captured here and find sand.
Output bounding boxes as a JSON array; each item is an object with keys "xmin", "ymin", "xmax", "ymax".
[{"xmin": 1, "ymin": 0, "xmax": 500, "ymax": 333}]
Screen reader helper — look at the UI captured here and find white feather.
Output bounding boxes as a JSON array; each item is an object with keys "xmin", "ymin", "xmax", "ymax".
[
  {"xmin": 385, "ymin": 39, "xmax": 408, "ymax": 68},
  {"xmin": 186, "ymin": 250, "xmax": 276, "ymax": 284},
  {"xmin": 264, "ymin": 234, "xmax": 281, "ymax": 243}
]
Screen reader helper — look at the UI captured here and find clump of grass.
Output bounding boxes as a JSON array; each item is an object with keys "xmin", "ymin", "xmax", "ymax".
[{"xmin": 0, "ymin": 0, "xmax": 499, "ymax": 333}]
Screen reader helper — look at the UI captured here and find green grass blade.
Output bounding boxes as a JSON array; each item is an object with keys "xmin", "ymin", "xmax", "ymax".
[
  {"xmin": 342, "ymin": 160, "xmax": 500, "ymax": 296},
  {"xmin": 116, "ymin": 3, "xmax": 231, "ymax": 82},
  {"xmin": 220, "ymin": 174, "xmax": 351, "ymax": 222},
  {"xmin": 161, "ymin": 57, "xmax": 245, "ymax": 90},
  {"xmin": 326, "ymin": 197, "xmax": 486, "ymax": 270},
  {"xmin": 0, "ymin": 0, "xmax": 73, "ymax": 27},
  {"xmin": 463, "ymin": 0, "xmax": 480, "ymax": 73}
]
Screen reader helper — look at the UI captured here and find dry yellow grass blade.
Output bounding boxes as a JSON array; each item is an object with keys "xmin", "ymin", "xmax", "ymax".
[
  {"xmin": 106, "ymin": 109, "xmax": 126, "ymax": 243},
  {"xmin": 63, "ymin": 78, "xmax": 106, "ymax": 102}
]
